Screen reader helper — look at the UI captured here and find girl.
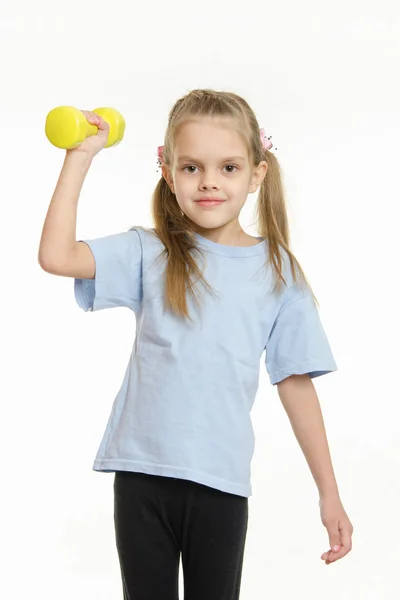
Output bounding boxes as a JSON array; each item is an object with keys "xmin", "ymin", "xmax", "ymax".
[{"xmin": 39, "ymin": 88, "xmax": 353, "ymax": 599}]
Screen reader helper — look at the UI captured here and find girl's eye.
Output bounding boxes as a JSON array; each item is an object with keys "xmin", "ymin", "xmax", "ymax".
[
  {"xmin": 183, "ymin": 165, "xmax": 238, "ymax": 174},
  {"xmin": 224, "ymin": 165, "xmax": 238, "ymax": 173}
]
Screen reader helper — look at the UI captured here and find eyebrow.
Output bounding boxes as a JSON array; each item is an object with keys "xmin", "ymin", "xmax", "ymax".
[{"xmin": 176, "ymin": 155, "xmax": 246, "ymax": 163}]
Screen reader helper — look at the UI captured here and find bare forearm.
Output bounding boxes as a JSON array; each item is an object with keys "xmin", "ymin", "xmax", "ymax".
[
  {"xmin": 277, "ymin": 374, "xmax": 339, "ymax": 498},
  {"xmin": 38, "ymin": 151, "xmax": 93, "ymax": 269}
]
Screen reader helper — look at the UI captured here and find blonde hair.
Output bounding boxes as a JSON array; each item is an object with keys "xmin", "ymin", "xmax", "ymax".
[{"xmin": 149, "ymin": 88, "xmax": 318, "ymax": 321}]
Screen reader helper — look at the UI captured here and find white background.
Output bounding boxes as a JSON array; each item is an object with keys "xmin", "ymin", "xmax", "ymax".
[{"xmin": 2, "ymin": 0, "xmax": 399, "ymax": 598}]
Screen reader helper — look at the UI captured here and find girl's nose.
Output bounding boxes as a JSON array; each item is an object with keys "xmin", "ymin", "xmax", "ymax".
[{"xmin": 199, "ymin": 177, "xmax": 220, "ymax": 190}]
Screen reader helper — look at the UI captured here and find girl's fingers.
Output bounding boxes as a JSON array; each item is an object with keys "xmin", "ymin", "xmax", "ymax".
[
  {"xmin": 321, "ymin": 548, "xmax": 337, "ymax": 562},
  {"xmin": 321, "ymin": 518, "xmax": 353, "ymax": 564},
  {"xmin": 322, "ymin": 542, "xmax": 352, "ymax": 564},
  {"xmin": 327, "ymin": 528, "xmax": 353, "ymax": 563}
]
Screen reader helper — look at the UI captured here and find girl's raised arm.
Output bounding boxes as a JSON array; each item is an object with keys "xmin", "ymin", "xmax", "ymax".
[
  {"xmin": 38, "ymin": 110, "xmax": 110, "ymax": 279},
  {"xmin": 38, "ymin": 151, "xmax": 96, "ymax": 279}
]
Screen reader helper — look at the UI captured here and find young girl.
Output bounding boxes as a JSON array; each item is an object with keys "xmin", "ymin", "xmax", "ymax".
[{"xmin": 39, "ymin": 88, "xmax": 353, "ymax": 599}]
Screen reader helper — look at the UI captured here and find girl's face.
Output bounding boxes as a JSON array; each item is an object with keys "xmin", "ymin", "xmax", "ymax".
[{"xmin": 162, "ymin": 117, "xmax": 267, "ymax": 235}]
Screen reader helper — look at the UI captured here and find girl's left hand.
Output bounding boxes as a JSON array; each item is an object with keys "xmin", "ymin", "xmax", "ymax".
[{"xmin": 319, "ymin": 495, "xmax": 353, "ymax": 564}]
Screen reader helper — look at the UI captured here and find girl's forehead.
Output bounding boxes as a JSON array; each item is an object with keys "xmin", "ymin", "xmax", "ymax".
[
  {"xmin": 173, "ymin": 119, "xmax": 248, "ymax": 156},
  {"xmin": 175, "ymin": 117, "xmax": 241, "ymax": 137}
]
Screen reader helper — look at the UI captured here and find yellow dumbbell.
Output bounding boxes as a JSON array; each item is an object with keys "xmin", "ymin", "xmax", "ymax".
[{"xmin": 45, "ymin": 106, "xmax": 125, "ymax": 150}]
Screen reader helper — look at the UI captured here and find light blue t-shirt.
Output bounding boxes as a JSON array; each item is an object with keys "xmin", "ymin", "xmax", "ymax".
[{"xmin": 74, "ymin": 226, "xmax": 337, "ymax": 497}]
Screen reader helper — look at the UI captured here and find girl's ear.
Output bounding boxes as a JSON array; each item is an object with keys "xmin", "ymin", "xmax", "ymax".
[
  {"xmin": 249, "ymin": 161, "xmax": 268, "ymax": 193},
  {"xmin": 162, "ymin": 165, "xmax": 175, "ymax": 193}
]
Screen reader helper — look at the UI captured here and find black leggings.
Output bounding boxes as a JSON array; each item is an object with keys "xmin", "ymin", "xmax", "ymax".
[{"xmin": 113, "ymin": 470, "xmax": 249, "ymax": 600}]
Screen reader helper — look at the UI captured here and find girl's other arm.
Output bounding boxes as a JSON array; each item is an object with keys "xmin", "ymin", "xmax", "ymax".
[
  {"xmin": 277, "ymin": 373, "xmax": 339, "ymax": 497},
  {"xmin": 277, "ymin": 373, "xmax": 353, "ymax": 564}
]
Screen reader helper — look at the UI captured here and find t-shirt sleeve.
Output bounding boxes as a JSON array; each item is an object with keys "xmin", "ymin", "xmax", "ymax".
[
  {"xmin": 265, "ymin": 283, "xmax": 338, "ymax": 385},
  {"xmin": 74, "ymin": 228, "xmax": 143, "ymax": 312}
]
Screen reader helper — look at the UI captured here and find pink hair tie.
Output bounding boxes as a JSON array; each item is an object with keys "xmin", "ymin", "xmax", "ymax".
[
  {"xmin": 259, "ymin": 128, "xmax": 275, "ymax": 151},
  {"xmin": 157, "ymin": 145, "xmax": 164, "ymax": 166}
]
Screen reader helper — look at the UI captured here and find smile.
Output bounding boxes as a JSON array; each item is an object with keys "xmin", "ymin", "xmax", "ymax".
[{"xmin": 195, "ymin": 200, "xmax": 225, "ymax": 207}]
